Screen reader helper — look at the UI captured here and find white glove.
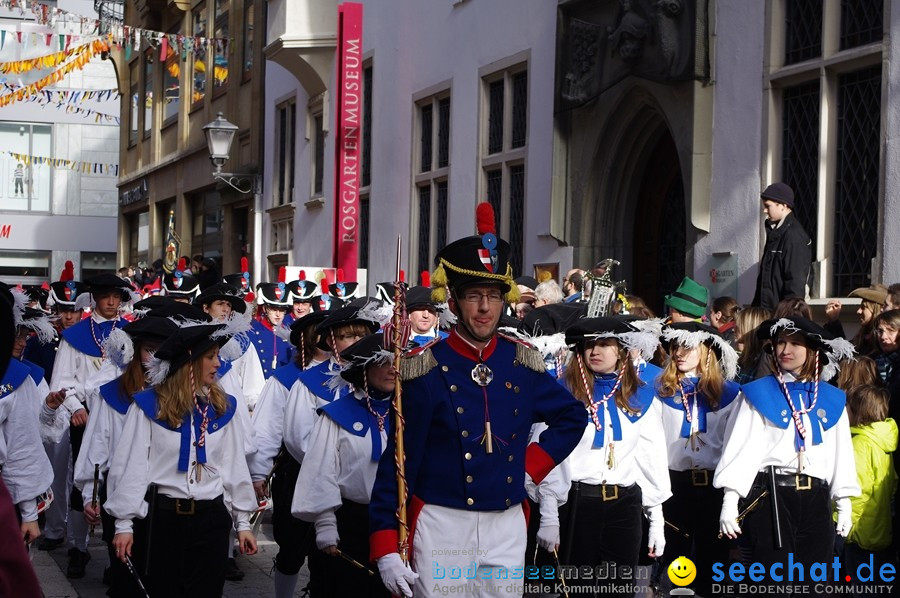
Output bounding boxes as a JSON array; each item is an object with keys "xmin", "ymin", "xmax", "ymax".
[
  {"xmin": 377, "ymin": 553, "xmax": 418, "ymax": 598},
  {"xmin": 314, "ymin": 517, "xmax": 339, "ymax": 551},
  {"xmin": 719, "ymin": 489, "xmax": 742, "ymax": 538},
  {"xmin": 537, "ymin": 524, "xmax": 560, "ymax": 553},
  {"xmin": 645, "ymin": 504, "xmax": 666, "ymax": 558},
  {"xmin": 835, "ymin": 498, "xmax": 853, "ymax": 537}
]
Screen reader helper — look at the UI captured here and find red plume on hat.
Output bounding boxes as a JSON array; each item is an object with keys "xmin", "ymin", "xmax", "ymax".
[
  {"xmin": 320, "ymin": 275, "xmax": 329, "ymax": 295},
  {"xmin": 177, "ymin": 257, "xmax": 188, "ymax": 273},
  {"xmin": 336, "ymin": 268, "xmax": 344, "ymax": 282},
  {"xmin": 298, "ymin": 270, "xmax": 306, "ymax": 281},
  {"xmin": 420, "ymin": 270, "xmax": 430, "ymax": 287},
  {"xmin": 278, "ymin": 266, "xmax": 286, "ymax": 283},
  {"xmin": 241, "ymin": 257, "xmax": 249, "ymax": 274},
  {"xmin": 476, "ymin": 202, "xmax": 496, "ymax": 235},
  {"xmin": 59, "ymin": 260, "xmax": 74, "ymax": 282},
  {"xmin": 399, "ymin": 270, "xmax": 405, "ymax": 283}
]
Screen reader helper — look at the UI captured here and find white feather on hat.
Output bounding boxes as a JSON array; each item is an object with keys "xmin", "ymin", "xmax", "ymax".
[
  {"xmin": 766, "ymin": 318, "xmax": 856, "ymax": 380},
  {"xmin": 356, "ymin": 299, "xmax": 393, "ymax": 328},
  {"xmin": 103, "ymin": 327, "xmax": 134, "ymax": 370},
  {"xmin": 437, "ymin": 303, "xmax": 457, "ymax": 329},
  {"xmin": 9, "ymin": 287, "xmax": 28, "ymax": 327},
  {"xmin": 661, "ymin": 326, "xmax": 739, "ymax": 381},
  {"xmin": 574, "ymin": 329, "xmax": 659, "ymax": 364},
  {"xmin": 144, "ymin": 353, "xmax": 171, "ymax": 387},
  {"xmin": 325, "ymin": 347, "xmax": 394, "ymax": 392},
  {"xmin": 212, "ymin": 308, "xmax": 253, "ymax": 362}
]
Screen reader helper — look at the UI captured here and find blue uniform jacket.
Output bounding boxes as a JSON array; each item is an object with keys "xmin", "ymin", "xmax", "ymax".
[
  {"xmin": 24, "ymin": 333, "xmax": 60, "ymax": 384},
  {"xmin": 249, "ymin": 319, "xmax": 294, "ymax": 379},
  {"xmin": 368, "ymin": 330, "xmax": 585, "ymax": 560}
]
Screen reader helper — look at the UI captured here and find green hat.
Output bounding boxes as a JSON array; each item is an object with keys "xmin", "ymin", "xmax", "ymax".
[{"xmin": 664, "ymin": 276, "xmax": 708, "ymax": 318}]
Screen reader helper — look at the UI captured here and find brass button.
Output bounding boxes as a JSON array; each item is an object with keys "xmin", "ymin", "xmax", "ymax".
[
  {"xmin": 513, "ymin": 409, "xmax": 519, "ymax": 416},
  {"xmin": 511, "ymin": 433, "xmax": 517, "ymax": 440},
  {"xmin": 505, "ymin": 382, "xmax": 512, "ymax": 389},
  {"xmin": 450, "ymin": 384, "xmax": 458, "ymax": 392},
  {"xmin": 506, "ymin": 476, "xmax": 513, "ymax": 483},
  {"xmin": 442, "ymin": 365, "xmax": 449, "ymax": 372},
  {"xmin": 467, "ymin": 498, "xmax": 474, "ymax": 506},
  {"xmin": 461, "ymin": 430, "xmax": 469, "ymax": 438},
  {"xmin": 512, "ymin": 360, "xmax": 519, "ymax": 366},
  {"xmin": 514, "ymin": 386, "xmax": 520, "ymax": 393},
  {"xmin": 465, "ymin": 452, "xmax": 472, "ymax": 460},
  {"xmin": 466, "ymin": 475, "xmax": 473, "ymax": 483},
  {"xmin": 457, "ymin": 406, "xmax": 464, "ymax": 414},
  {"xmin": 508, "ymin": 455, "xmax": 514, "ymax": 462},
  {"xmin": 505, "ymin": 499, "xmax": 511, "ymax": 506}
]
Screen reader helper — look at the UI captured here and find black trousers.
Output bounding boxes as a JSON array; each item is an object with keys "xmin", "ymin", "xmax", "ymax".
[
  {"xmin": 323, "ymin": 499, "xmax": 390, "ymax": 598},
  {"xmin": 559, "ymin": 482, "xmax": 643, "ymax": 598},
  {"xmin": 70, "ymin": 410, "xmax": 88, "ymax": 511},
  {"xmin": 741, "ymin": 473, "xmax": 834, "ymax": 596},
  {"xmin": 99, "ymin": 480, "xmax": 148, "ymax": 598},
  {"xmin": 662, "ymin": 469, "xmax": 730, "ymax": 596},
  {"xmin": 143, "ymin": 495, "xmax": 232, "ymax": 598}
]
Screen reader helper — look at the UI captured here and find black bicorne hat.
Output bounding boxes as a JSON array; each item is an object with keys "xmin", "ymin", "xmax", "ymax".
[
  {"xmin": 256, "ymin": 282, "xmax": 292, "ymax": 307},
  {"xmin": 162, "ymin": 270, "xmax": 201, "ymax": 299},
  {"xmin": 48, "ymin": 280, "xmax": 87, "ymax": 310},
  {"xmin": 339, "ymin": 332, "xmax": 394, "ymax": 389},
  {"xmin": 85, "ymin": 274, "xmax": 136, "ymax": 303},
  {"xmin": 287, "ymin": 280, "xmax": 319, "ymax": 303},
  {"xmin": 756, "ymin": 316, "xmax": 855, "ymax": 380}
]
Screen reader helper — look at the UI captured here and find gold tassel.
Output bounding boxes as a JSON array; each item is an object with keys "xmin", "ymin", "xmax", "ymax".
[
  {"xmin": 431, "ymin": 264, "xmax": 448, "ymax": 288},
  {"xmin": 505, "ymin": 281, "xmax": 520, "ymax": 304},
  {"xmin": 514, "ymin": 342, "xmax": 546, "ymax": 373},
  {"xmin": 431, "ymin": 285, "xmax": 447, "ymax": 303},
  {"xmin": 399, "ymin": 348, "xmax": 438, "ymax": 381}
]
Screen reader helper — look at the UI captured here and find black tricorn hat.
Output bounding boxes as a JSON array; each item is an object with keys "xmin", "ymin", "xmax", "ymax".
[
  {"xmin": 289, "ymin": 299, "xmax": 344, "ymax": 347},
  {"xmin": 84, "ymin": 274, "xmax": 135, "ymax": 303},
  {"xmin": 315, "ymin": 302, "xmax": 382, "ymax": 351},
  {"xmin": 121, "ymin": 314, "xmax": 180, "ymax": 344},
  {"xmin": 430, "ymin": 203, "xmax": 518, "ymax": 304},
  {"xmin": 565, "ymin": 317, "xmax": 637, "ymax": 346},
  {"xmin": 194, "ymin": 283, "xmax": 246, "ymax": 314},
  {"xmin": 521, "ymin": 303, "xmax": 587, "ymax": 337},
  {"xmin": 133, "ymin": 295, "xmax": 175, "ymax": 315},
  {"xmin": 661, "ymin": 321, "xmax": 739, "ymax": 380},
  {"xmin": 146, "ymin": 322, "xmax": 231, "ymax": 386},
  {"xmin": 756, "ymin": 316, "xmax": 856, "ymax": 380},
  {"xmin": 339, "ymin": 333, "xmax": 393, "ymax": 389}
]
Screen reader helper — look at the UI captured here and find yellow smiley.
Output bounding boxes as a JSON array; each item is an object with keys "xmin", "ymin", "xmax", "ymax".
[{"xmin": 667, "ymin": 556, "xmax": 697, "ymax": 587}]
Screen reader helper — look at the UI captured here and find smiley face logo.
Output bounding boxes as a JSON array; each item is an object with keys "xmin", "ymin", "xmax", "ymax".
[{"xmin": 667, "ymin": 556, "xmax": 696, "ymax": 587}]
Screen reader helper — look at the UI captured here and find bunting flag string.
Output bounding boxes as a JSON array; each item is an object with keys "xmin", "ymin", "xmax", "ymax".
[
  {"xmin": 0, "ymin": 0, "xmax": 233, "ymax": 52},
  {"xmin": 0, "ymin": 39, "xmax": 108, "ymax": 108},
  {"xmin": 6, "ymin": 151, "xmax": 119, "ymax": 176},
  {"xmin": 14, "ymin": 91, "xmax": 120, "ymax": 123},
  {"xmin": 0, "ymin": 41, "xmax": 89, "ymax": 74},
  {"xmin": 1, "ymin": 83, "xmax": 120, "ymax": 103}
]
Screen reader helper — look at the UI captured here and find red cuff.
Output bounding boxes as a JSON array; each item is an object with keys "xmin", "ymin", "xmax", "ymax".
[
  {"xmin": 370, "ymin": 529, "xmax": 399, "ymax": 563},
  {"xmin": 525, "ymin": 442, "xmax": 555, "ymax": 485}
]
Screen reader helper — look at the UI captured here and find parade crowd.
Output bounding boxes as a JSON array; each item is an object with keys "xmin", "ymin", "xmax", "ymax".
[{"xmin": 0, "ymin": 185, "xmax": 898, "ymax": 598}]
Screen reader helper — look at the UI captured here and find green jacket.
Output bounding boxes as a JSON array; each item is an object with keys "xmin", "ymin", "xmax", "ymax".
[{"xmin": 842, "ymin": 419, "xmax": 898, "ymax": 550}]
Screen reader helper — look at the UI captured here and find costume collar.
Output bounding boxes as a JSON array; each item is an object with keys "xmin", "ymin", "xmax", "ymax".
[
  {"xmin": 659, "ymin": 378, "xmax": 741, "ymax": 437},
  {"xmin": 61, "ymin": 316, "xmax": 129, "ymax": 358},
  {"xmin": 742, "ymin": 375, "xmax": 845, "ymax": 447},
  {"xmin": 19, "ymin": 358, "xmax": 44, "ymax": 387},
  {"xmin": 297, "ymin": 359, "xmax": 350, "ymax": 403},
  {"xmin": 271, "ymin": 360, "xmax": 303, "ymax": 390},
  {"xmin": 99, "ymin": 377, "xmax": 133, "ymax": 415},
  {"xmin": 133, "ymin": 389, "xmax": 237, "ymax": 471},
  {"xmin": 0, "ymin": 360, "xmax": 30, "ymax": 399},
  {"xmin": 446, "ymin": 329, "xmax": 497, "ymax": 363},
  {"xmin": 319, "ymin": 394, "xmax": 391, "ymax": 461}
]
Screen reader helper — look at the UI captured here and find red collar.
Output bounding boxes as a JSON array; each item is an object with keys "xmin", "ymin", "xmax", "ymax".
[
  {"xmin": 446, "ymin": 329, "xmax": 498, "ymax": 362},
  {"xmin": 258, "ymin": 317, "xmax": 275, "ymax": 332}
]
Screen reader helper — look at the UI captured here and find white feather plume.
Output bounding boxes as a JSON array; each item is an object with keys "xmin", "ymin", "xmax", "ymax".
[
  {"xmin": 22, "ymin": 313, "xmax": 56, "ymax": 344},
  {"xmin": 438, "ymin": 303, "xmax": 457, "ymax": 328},
  {"xmin": 74, "ymin": 293, "xmax": 93, "ymax": 311},
  {"xmin": 144, "ymin": 352, "xmax": 171, "ymax": 387},
  {"xmin": 103, "ymin": 327, "xmax": 135, "ymax": 369},
  {"xmin": 9, "ymin": 287, "xmax": 27, "ymax": 326},
  {"xmin": 629, "ymin": 317, "xmax": 666, "ymax": 338},
  {"xmin": 661, "ymin": 327, "xmax": 739, "ymax": 381},
  {"xmin": 219, "ymin": 336, "xmax": 244, "ymax": 362},
  {"xmin": 356, "ymin": 299, "xmax": 393, "ymax": 327},
  {"xmin": 325, "ymin": 348, "xmax": 394, "ymax": 392},
  {"xmin": 579, "ymin": 330, "xmax": 659, "ymax": 364}
]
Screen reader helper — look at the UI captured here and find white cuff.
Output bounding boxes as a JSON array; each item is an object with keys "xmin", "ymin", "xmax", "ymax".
[
  {"xmin": 115, "ymin": 518, "xmax": 134, "ymax": 534},
  {"xmin": 18, "ymin": 500, "xmax": 38, "ymax": 523},
  {"xmin": 233, "ymin": 510, "xmax": 251, "ymax": 532},
  {"xmin": 62, "ymin": 395, "xmax": 83, "ymax": 414}
]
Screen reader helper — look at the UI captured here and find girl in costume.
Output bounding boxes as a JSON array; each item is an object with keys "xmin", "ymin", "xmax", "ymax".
[
  {"xmin": 538, "ymin": 317, "xmax": 669, "ymax": 597},
  {"xmin": 293, "ymin": 332, "xmax": 395, "ymax": 597},
  {"xmin": 105, "ymin": 319, "xmax": 258, "ymax": 597},
  {"xmin": 656, "ymin": 322, "xmax": 741, "ymax": 597},
  {"xmin": 715, "ymin": 317, "xmax": 859, "ymax": 578}
]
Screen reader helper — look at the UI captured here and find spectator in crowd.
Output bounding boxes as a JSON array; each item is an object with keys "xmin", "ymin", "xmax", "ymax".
[
  {"xmin": 562, "ymin": 269, "xmax": 584, "ymax": 303},
  {"xmin": 197, "ymin": 257, "xmax": 221, "ymax": 290},
  {"xmin": 886, "ymin": 283, "xmax": 900, "ymax": 311},
  {"xmin": 774, "ymin": 297, "xmax": 812, "ymax": 320},
  {"xmin": 752, "ymin": 182, "xmax": 811, "ymax": 310},
  {"xmin": 836, "ymin": 356, "xmax": 879, "ymax": 393},
  {"xmin": 534, "ymin": 280, "xmax": 564, "ymax": 307},
  {"xmin": 873, "ymin": 309, "xmax": 900, "ymax": 422},
  {"xmin": 515, "ymin": 285, "xmax": 536, "ymax": 320},
  {"xmin": 825, "ymin": 285, "xmax": 888, "ymax": 357},
  {"xmin": 664, "ymin": 276, "xmax": 708, "ymax": 323},
  {"xmin": 710, "ymin": 296, "xmax": 740, "ymax": 347}
]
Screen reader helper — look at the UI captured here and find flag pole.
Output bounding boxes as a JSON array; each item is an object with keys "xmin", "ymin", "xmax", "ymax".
[{"xmin": 391, "ymin": 235, "xmax": 410, "ymax": 563}]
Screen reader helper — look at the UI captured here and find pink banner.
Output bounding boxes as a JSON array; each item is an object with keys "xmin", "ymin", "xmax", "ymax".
[{"xmin": 333, "ymin": 2, "xmax": 363, "ymax": 280}]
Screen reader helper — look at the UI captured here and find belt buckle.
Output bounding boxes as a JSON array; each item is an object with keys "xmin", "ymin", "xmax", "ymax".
[
  {"xmin": 175, "ymin": 498, "xmax": 196, "ymax": 515},
  {"xmin": 601, "ymin": 485, "xmax": 618, "ymax": 501},
  {"xmin": 795, "ymin": 475, "xmax": 812, "ymax": 491},
  {"xmin": 691, "ymin": 469, "xmax": 709, "ymax": 487}
]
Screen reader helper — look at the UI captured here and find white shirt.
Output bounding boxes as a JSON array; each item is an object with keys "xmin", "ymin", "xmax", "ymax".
[
  {"xmin": 659, "ymin": 390, "xmax": 741, "ymax": 472},
  {"xmin": 73, "ymin": 383, "xmax": 131, "ymax": 504},
  {"xmin": 562, "ymin": 398, "xmax": 671, "ymax": 507},
  {"xmin": 0, "ymin": 376, "xmax": 54, "ymax": 521},
  {"xmin": 217, "ymin": 369, "xmax": 258, "ymax": 455},
  {"xmin": 104, "ymin": 398, "xmax": 258, "ymax": 534},
  {"xmin": 292, "ymin": 391, "xmax": 388, "ymax": 527},
  {"xmin": 281, "ymin": 358, "xmax": 344, "ymax": 463},
  {"xmin": 713, "ymin": 390, "xmax": 860, "ymax": 500},
  {"xmin": 221, "ymin": 342, "xmax": 265, "ymax": 411},
  {"xmin": 50, "ymin": 313, "xmax": 120, "ymax": 415}
]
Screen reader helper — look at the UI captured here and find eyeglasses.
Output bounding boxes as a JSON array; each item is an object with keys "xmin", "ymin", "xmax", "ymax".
[{"xmin": 460, "ymin": 291, "xmax": 504, "ymax": 304}]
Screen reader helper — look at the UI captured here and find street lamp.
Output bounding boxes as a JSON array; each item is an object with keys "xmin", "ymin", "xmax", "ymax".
[{"xmin": 203, "ymin": 112, "xmax": 261, "ymax": 194}]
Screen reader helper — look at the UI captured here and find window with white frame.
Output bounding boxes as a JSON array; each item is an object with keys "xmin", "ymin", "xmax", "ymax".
[
  {"xmin": 274, "ymin": 99, "xmax": 296, "ymax": 206},
  {"xmin": 308, "ymin": 93, "xmax": 326, "ymax": 198},
  {"xmin": 768, "ymin": 0, "xmax": 883, "ymax": 297},
  {"xmin": 271, "ymin": 217, "xmax": 293, "ymax": 253},
  {"xmin": 413, "ymin": 90, "xmax": 450, "ymax": 277},
  {"xmin": 481, "ymin": 64, "xmax": 527, "ymax": 277}
]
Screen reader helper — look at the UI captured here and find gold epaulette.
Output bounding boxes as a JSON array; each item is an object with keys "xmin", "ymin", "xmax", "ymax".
[
  {"xmin": 497, "ymin": 333, "xmax": 546, "ymax": 373},
  {"xmin": 399, "ymin": 348, "xmax": 438, "ymax": 381}
]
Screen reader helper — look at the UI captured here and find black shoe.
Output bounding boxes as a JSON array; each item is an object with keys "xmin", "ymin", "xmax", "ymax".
[
  {"xmin": 102, "ymin": 565, "xmax": 111, "ymax": 585},
  {"xmin": 37, "ymin": 536, "xmax": 65, "ymax": 551},
  {"xmin": 224, "ymin": 557, "xmax": 244, "ymax": 582},
  {"xmin": 66, "ymin": 548, "xmax": 91, "ymax": 579}
]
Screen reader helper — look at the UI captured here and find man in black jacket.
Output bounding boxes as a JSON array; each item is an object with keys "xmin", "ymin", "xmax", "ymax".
[{"xmin": 752, "ymin": 182, "xmax": 811, "ymax": 310}]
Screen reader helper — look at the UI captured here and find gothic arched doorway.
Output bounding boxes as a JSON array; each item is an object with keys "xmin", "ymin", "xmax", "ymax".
[{"xmin": 630, "ymin": 131, "xmax": 685, "ymax": 314}]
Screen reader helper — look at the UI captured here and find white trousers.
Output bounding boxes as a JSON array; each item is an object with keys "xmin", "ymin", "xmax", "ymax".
[{"xmin": 412, "ymin": 504, "xmax": 527, "ymax": 598}]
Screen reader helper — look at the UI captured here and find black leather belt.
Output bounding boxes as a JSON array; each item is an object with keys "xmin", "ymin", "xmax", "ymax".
[
  {"xmin": 155, "ymin": 494, "xmax": 224, "ymax": 515},
  {"xmin": 672, "ymin": 469, "xmax": 713, "ymax": 487},
  {"xmin": 760, "ymin": 473, "xmax": 824, "ymax": 491},
  {"xmin": 572, "ymin": 481, "xmax": 623, "ymax": 501}
]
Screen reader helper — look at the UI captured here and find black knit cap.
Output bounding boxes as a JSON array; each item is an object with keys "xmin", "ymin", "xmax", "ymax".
[
  {"xmin": 760, "ymin": 182, "xmax": 795, "ymax": 209},
  {"xmin": 339, "ymin": 333, "xmax": 391, "ymax": 389},
  {"xmin": 565, "ymin": 317, "xmax": 637, "ymax": 347},
  {"xmin": 521, "ymin": 303, "xmax": 587, "ymax": 337},
  {"xmin": 194, "ymin": 283, "xmax": 246, "ymax": 314}
]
